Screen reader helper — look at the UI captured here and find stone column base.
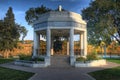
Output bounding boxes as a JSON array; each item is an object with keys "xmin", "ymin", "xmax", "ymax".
[
  {"xmin": 70, "ymin": 56, "xmax": 75, "ymax": 66},
  {"xmin": 45, "ymin": 56, "xmax": 51, "ymax": 66}
]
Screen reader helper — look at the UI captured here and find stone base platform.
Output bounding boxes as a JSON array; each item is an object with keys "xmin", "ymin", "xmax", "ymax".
[
  {"xmin": 14, "ymin": 60, "xmax": 48, "ymax": 68},
  {"xmin": 75, "ymin": 59, "xmax": 106, "ymax": 67}
]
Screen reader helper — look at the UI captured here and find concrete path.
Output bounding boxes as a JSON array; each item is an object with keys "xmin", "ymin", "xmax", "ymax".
[{"xmin": 0, "ymin": 62, "xmax": 120, "ymax": 80}]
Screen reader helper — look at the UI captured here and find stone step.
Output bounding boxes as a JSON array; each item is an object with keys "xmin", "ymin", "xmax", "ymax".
[{"xmin": 49, "ymin": 55, "xmax": 71, "ymax": 68}]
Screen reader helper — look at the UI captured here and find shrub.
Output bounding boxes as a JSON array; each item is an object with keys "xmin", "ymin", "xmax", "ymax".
[
  {"xmin": 76, "ymin": 56, "xmax": 86, "ymax": 62},
  {"xmin": 32, "ymin": 57, "xmax": 44, "ymax": 61},
  {"xmin": 19, "ymin": 54, "xmax": 31, "ymax": 60},
  {"xmin": 87, "ymin": 52, "xmax": 99, "ymax": 61},
  {"xmin": 18, "ymin": 53, "xmax": 44, "ymax": 62},
  {"xmin": 37, "ymin": 57, "xmax": 44, "ymax": 61}
]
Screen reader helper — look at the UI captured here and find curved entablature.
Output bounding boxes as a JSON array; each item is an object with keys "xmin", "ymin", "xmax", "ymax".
[{"xmin": 34, "ymin": 21, "xmax": 86, "ymax": 31}]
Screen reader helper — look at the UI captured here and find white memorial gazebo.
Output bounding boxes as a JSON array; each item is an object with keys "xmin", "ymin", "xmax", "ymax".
[{"xmin": 32, "ymin": 6, "xmax": 87, "ymax": 67}]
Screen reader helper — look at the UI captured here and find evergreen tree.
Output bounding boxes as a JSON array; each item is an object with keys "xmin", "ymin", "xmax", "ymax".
[
  {"xmin": 0, "ymin": 7, "xmax": 20, "ymax": 50},
  {"xmin": 0, "ymin": 7, "xmax": 27, "ymax": 58},
  {"xmin": 0, "ymin": 20, "xmax": 4, "ymax": 49}
]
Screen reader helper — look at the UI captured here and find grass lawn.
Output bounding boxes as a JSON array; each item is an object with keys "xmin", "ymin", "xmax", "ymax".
[
  {"xmin": 0, "ymin": 58, "xmax": 14, "ymax": 64},
  {"xmin": 0, "ymin": 67, "xmax": 34, "ymax": 80},
  {"xmin": 89, "ymin": 58, "xmax": 120, "ymax": 80},
  {"xmin": 0, "ymin": 58, "xmax": 34, "ymax": 80},
  {"xmin": 89, "ymin": 66, "xmax": 120, "ymax": 80},
  {"xmin": 106, "ymin": 58, "xmax": 120, "ymax": 64}
]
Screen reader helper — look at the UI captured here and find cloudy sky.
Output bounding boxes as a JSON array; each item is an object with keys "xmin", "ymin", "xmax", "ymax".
[{"xmin": 0, "ymin": 0, "xmax": 91, "ymax": 40}]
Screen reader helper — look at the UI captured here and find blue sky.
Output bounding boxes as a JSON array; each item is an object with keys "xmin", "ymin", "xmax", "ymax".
[{"xmin": 0, "ymin": 0, "xmax": 91, "ymax": 40}]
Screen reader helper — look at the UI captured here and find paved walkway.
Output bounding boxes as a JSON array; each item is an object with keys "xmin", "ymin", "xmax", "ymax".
[{"xmin": 0, "ymin": 62, "xmax": 120, "ymax": 80}]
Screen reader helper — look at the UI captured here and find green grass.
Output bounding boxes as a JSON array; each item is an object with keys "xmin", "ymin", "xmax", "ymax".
[
  {"xmin": 0, "ymin": 67, "xmax": 34, "ymax": 80},
  {"xmin": 106, "ymin": 58, "xmax": 120, "ymax": 64},
  {"xmin": 89, "ymin": 66, "xmax": 120, "ymax": 80},
  {"xmin": 89, "ymin": 58, "xmax": 120, "ymax": 80},
  {"xmin": 0, "ymin": 58, "xmax": 34, "ymax": 80},
  {"xmin": 0, "ymin": 58, "xmax": 14, "ymax": 64}
]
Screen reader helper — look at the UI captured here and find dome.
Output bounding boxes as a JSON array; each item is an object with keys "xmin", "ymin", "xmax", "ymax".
[
  {"xmin": 33, "ymin": 11, "xmax": 86, "ymax": 24},
  {"xmin": 33, "ymin": 8, "xmax": 86, "ymax": 31}
]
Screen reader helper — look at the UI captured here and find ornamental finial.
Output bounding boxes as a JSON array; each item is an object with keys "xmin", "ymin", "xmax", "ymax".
[{"xmin": 58, "ymin": 5, "xmax": 62, "ymax": 11}]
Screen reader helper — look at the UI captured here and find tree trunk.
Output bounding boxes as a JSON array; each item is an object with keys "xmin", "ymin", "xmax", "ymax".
[{"xmin": 104, "ymin": 46, "xmax": 107, "ymax": 58}]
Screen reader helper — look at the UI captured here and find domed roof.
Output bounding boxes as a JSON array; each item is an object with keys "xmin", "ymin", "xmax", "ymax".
[
  {"xmin": 33, "ymin": 6, "xmax": 87, "ymax": 31},
  {"xmin": 33, "ymin": 10, "xmax": 86, "ymax": 25}
]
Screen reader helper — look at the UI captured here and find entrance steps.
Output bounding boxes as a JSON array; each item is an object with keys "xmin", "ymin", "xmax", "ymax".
[{"xmin": 49, "ymin": 55, "xmax": 71, "ymax": 68}]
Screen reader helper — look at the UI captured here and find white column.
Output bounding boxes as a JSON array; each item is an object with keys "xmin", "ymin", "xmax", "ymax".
[
  {"xmin": 33, "ymin": 31, "xmax": 39, "ymax": 57},
  {"xmin": 70, "ymin": 28, "xmax": 75, "ymax": 66},
  {"xmin": 80, "ymin": 33, "xmax": 84, "ymax": 56},
  {"xmin": 70, "ymin": 28, "xmax": 74, "ymax": 57},
  {"xmin": 45, "ymin": 28, "xmax": 51, "ymax": 66},
  {"xmin": 83, "ymin": 30, "xmax": 87, "ymax": 56},
  {"xmin": 46, "ymin": 28, "xmax": 51, "ymax": 57},
  {"xmin": 37, "ymin": 34, "xmax": 40, "ymax": 56}
]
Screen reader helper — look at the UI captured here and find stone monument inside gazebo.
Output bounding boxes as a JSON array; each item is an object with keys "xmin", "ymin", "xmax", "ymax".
[{"xmin": 32, "ymin": 6, "xmax": 87, "ymax": 67}]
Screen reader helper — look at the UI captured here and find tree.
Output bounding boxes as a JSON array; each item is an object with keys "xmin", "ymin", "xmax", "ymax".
[
  {"xmin": 82, "ymin": 0, "xmax": 120, "ymax": 45},
  {"xmin": 3, "ymin": 7, "xmax": 19, "ymax": 50},
  {"xmin": 18, "ymin": 25, "xmax": 28, "ymax": 43},
  {"xmin": 0, "ymin": 7, "xmax": 19, "ymax": 58},
  {"xmin": 25, "ymin": 5, "xmax": 52, "ymax": 25},
  {"xmin": 0, "ymin": 7, "xmax": 27, "ymax": 58},
  {"xmin": 0, "ymin": 20, "xmax": 4, "ymax": 39},
  {"xmin": 53, "ymin": 36, "xmax": 63, "ymax": 53}
]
